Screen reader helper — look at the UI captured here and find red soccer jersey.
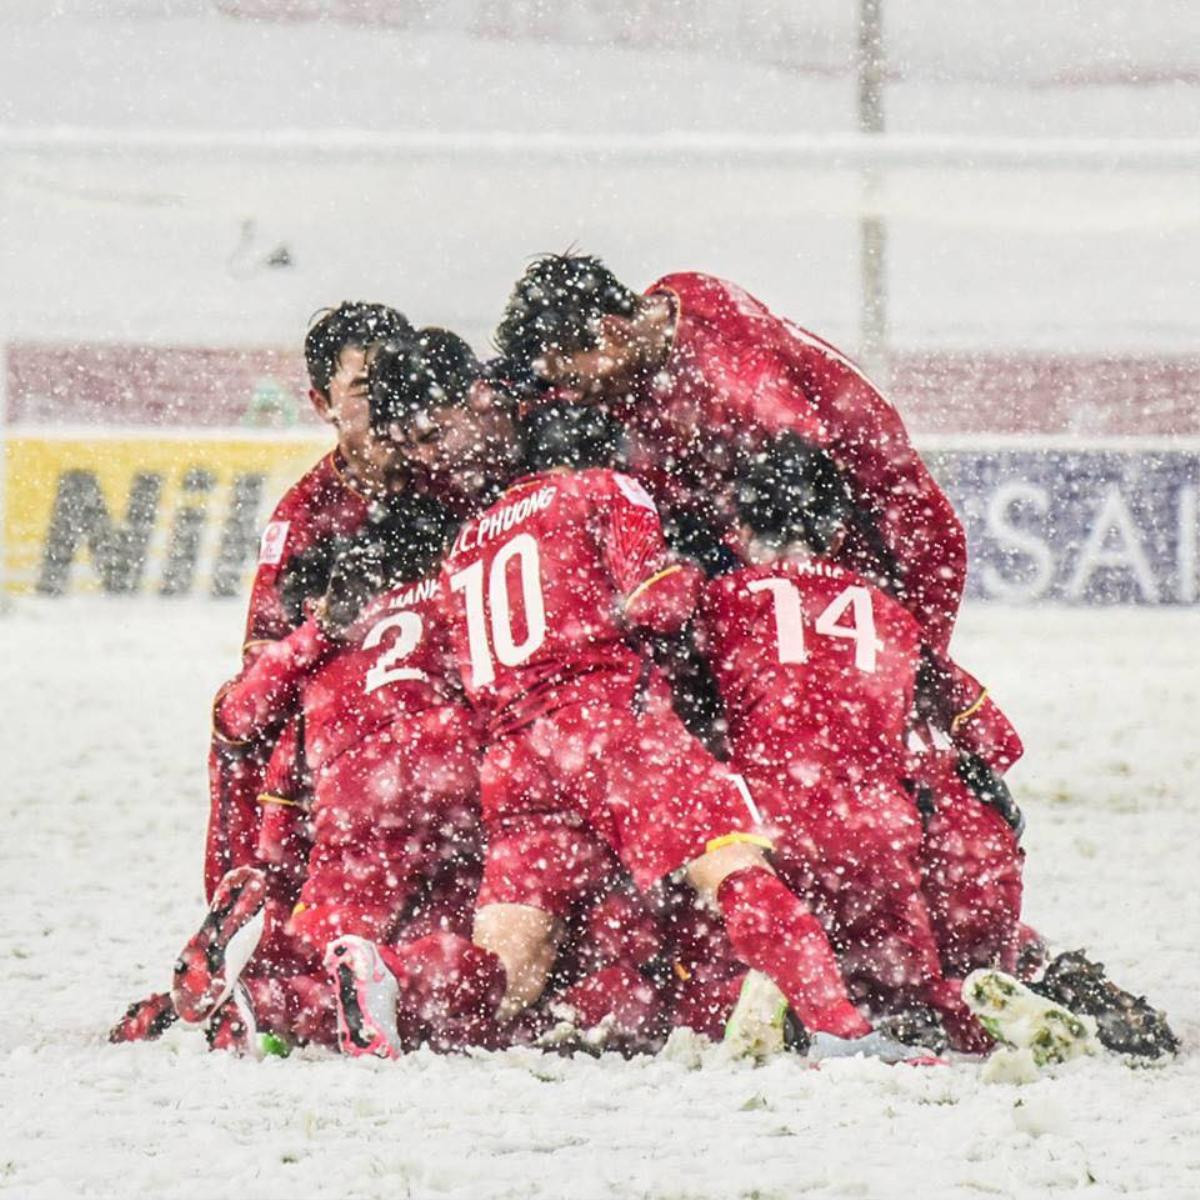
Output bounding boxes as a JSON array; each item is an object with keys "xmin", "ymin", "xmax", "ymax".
[
  {"xmin": 632, "ymin": 272, "xmax": 966, "ymax": 654},
  {"xmin": 243, "ymin": 451, "xmax": 372, "ymax": 651},
  {"xmin": 696, "ymin": 557, "xmax": 922, "ymax": 782},
  {"xmin": 439, "ymin": 467, "xmax": 701, "ymax": 730},
  {"xmin": 218, "ymin": 572, "xmax": 466, "ymax": 775}
]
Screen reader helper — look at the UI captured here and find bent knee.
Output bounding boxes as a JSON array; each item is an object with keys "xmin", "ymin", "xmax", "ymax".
[{"xmin": 685, "ymin": 841, "xmax": 773, "ymax": 903}]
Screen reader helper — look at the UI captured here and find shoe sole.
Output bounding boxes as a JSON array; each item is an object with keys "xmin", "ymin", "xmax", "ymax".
[
  {"xmin": 965, "ymin": 969, "xmax": 1098, "ymax": 1067},
  {"xmin": 724, "ymin": 970, "xmax": 790, "ymax": 1061},
  {"xmin": 326, "ymin": 938, "xmax": 401, "ymax": 1060}
]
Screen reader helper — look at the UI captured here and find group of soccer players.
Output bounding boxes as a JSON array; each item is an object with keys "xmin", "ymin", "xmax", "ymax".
[{"xmin": 112, "ymin": 255, "xmax": 1177, "ymax": 1065}]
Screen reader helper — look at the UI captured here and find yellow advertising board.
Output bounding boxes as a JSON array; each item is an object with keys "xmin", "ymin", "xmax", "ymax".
[{"xmin": 3, "ymin": 433, "xmax": 331, "ymax": 597}]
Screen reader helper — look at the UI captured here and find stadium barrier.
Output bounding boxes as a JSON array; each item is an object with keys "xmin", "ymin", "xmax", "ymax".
[{"xmin": 3, "ymin": 342, "xmax": 1197, "ymax": 605}]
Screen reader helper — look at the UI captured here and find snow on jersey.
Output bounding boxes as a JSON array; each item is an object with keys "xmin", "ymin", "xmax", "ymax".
[
  {"xmin": 636, "ymin": 272, "xmax": 966, "ymax": 654},
  {"xmin": 440, "ymin": 467, "xmax": 701, "ymax": 729},
  {"xmin": 243, "ymin": 451, "xmax": 371, "ymax": 651},
  {"xmin": 217, "ymin": 572, "xmax": 463, "ymax": 775},
  {"xmin": 696, "ymin": 557, "xmax": 922, "ymax": 782}
]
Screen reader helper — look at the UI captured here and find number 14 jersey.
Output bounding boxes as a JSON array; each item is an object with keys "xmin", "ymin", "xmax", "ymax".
[{"xmin": 696, "ymin": 557, "xmax": 922, "ymax": 784}]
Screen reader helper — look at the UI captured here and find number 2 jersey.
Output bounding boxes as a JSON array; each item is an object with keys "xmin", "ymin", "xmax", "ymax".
[
  {"xmin": 696, "ymin": 556, "xmax": 922, "ymax": 787},
  {"xmin": 439, "ymin": 467, "xmax": 702, "ymax": 735},
  {"xmin": 215, "ymin": 576, "xmax": 477, "ymax": 784}
]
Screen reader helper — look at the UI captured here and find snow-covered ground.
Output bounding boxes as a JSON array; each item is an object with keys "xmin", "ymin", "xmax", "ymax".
[{"xmin": 0, "ymin": 599, "xmax": 1196, "ymax": 1199}]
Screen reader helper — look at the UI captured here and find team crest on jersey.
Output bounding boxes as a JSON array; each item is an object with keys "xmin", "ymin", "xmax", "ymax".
[
  {"xmin": 614, "ymin": 473, "xmax": 657, "ymax": 512},
  {"xmin": 258, "ymin": 520, "xmax": 290, "ymax": 565}
]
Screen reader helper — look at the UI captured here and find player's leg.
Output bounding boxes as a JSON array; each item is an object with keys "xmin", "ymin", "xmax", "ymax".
[
  {"xmin": 471, "ymin": 816, "xmax": 615, "ymax": 1019},
  {"xmin": 322, "ymin": 931, "xmax": 508, "ymax": 1058},
  {"xmin": 172, "ymin": 864, "xmax": 269, "ymax": 1024},
  {"xmin": 600, "ymin": 694, "xmax": 875, "ymax": 1046},
  {"xmin": 205, "ymin": 728, "xmax": 271, "ymax": 901},
  {"xmin": 918, "ymin": 760, "xmax": 1024, "ymax": 977},
  {"xmin": 472, "ymin": 903, "xmax": 563, "ymax": 1020},
  {"xmin": 468, "ymin": 724, "xmax": 614, "ymax": 1020},
  {"xmin": 685, "ymin": 841, "xmax": 872, "ymax": 1043},
  {"xmin": 288, "ymin": 733, "xmax": 449, "ymax": 958}
]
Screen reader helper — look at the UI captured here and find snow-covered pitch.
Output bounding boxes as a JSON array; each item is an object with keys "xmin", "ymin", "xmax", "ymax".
[{"xmin": 0, "ymin": 599, "xmax": 1196, "ymax": 1199}]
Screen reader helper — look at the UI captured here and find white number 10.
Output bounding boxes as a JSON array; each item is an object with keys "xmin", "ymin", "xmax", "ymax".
[
  {"xmin": 449, "ymin": 532, "xmax": 547, "ymax": 687},
  {"xmin": 746, "ymin": 578, "xmax": 877, "ymax": 673}
]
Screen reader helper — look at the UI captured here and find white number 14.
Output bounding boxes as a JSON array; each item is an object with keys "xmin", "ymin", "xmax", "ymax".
[{"xmin": 746, "ymin": 578, "xmax": 878, "ymax": 673}]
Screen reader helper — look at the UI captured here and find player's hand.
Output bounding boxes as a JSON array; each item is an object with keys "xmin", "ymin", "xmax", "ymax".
[
  {"xmin": 321, "ymin": 539, "xmax": 386, "ymax": 636},
  {"xmin": 955, "ymin": 752, "xmax": 1025, "ymax": 838}
]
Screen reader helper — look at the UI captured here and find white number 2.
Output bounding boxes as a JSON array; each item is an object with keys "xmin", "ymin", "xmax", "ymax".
[
  {"xmin": 362, "ymin": 609, "xmax": 426, "ymax": 694},
  {"xmin": 747, "ymin": 578, "xmax": 877, "ymax": 673},
  {"xmin": 449, "ymin": 532, "xmax": 547, "ymax": 688}
]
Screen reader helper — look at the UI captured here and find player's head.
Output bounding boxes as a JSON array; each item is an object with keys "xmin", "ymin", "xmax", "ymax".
[
  {"xmin": 323, "ymin": 495, "xmax": 457, "ymax": 632},
  {"xmin": 518, "ymin": 399, "xmax": 624, "ymax": 474},
  {"xmin": 304, "ymin": 302, "xmax": 414, "ymax": 485},
  {"xmin": 369, "ymin": 328, "xmax": 518, "ymax": 503},
  {"xmin": 368, "ymin": 327, "xmax": 481, "ymax": 434},
  {"xmin": 735, "ymin": 434, "xmax": 853, "ymax": 557},
  {"xmin": 277, "ymin": 535, "xmax": 348, "ymax": 627},
  {"xmin": 496, "ymin": 253, "xmax": 637, "ymax": 372},
  {"xmin": 305, "ymin": 302, "xmax": 413, "ymax": 401}
]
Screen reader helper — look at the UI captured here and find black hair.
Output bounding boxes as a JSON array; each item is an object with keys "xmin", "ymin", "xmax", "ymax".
[
  {"xmin": 494, "ymin": 253, "xmax": 638, "ymax": 373},
  {"xmin": 368, "ymin": 327, "xmax": 481, "ymax": 434},
  {"xmin": 323, "ymin": 496, "xmax": 458, "ymax": 632},
  {"xmin": 735, "ymin": 434, "xmax": 853, "ymax": 555},
  {"xmin": 304, "ymin": 302, "xmax": 413, "ymax": 397},
  {"xmin": 662, "ymin": 508, "xmax": 741, "ymax": 578},
  {"xmin": 520, "ymin": 401, "xmax": 624, "ymax": 473},
  {"xmin": 277, "ymin": 536, "xmax": 348, "ymax": 627}
]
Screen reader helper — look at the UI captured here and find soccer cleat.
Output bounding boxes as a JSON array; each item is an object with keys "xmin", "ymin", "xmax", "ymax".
[
  {"xmin": 807, "ymin": 1029, "xmax": 938, "ymax": 1065},
  {"xmin": 723, "ymin": 970, "xmax": 808, "ymax": 1060},
  {"xmin": 964, "ymin": 968, "xmax": 1099, "ymax": 1067},
  {"xmin": 108, "ymin": 991, "xmax": 178, "ymax": 1044},
  {"xmin": 872, "ymin": 1006, "xmax": 950, "ymax": 1056},
  {"xmin": 1032, "ymin": 950, "xmax": 1179, "ymax": 1060},
  {"xmin": 172, "ymin": 866, "xmax": 267, "ymax": 1025},
  {"xmin": 324, "ymin": 936, "xmax": 402, "ymax": 1060},
  {"xmin": 203, "ymin": 980, "xmax": 272, "ymax": 1057}
]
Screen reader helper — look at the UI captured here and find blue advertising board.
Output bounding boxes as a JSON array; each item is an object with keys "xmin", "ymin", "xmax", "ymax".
[{"xmin": 928, "ymin": 446, "xmax": 1199, "ymax": 605}]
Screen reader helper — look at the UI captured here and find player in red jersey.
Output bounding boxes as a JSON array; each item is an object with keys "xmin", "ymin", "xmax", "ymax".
[
  {"xmin": 694, "ymin": 436, "xmax": 1009, "ymax": 1050},
  {"xmin": 438, "ymin": 400, "xmax": 922, "ymax": 1059},
  {"xmin": 205, "ymin": 302, "xmax": 416, "ymax": 904},
  {"xmin": 168, "ymin": 338, "xmax": 679, "ymax": 1060},
  {"xmin": 171, "ymin": 489, "xmax": 482, "ymax": 1042},
  {"xmin": 493, "ymin": 253, "xmax": 1022, "ymax": 763},
  {"xmin": 108, "ymin": 302, "xmax": 416, "ymax": 1046}
]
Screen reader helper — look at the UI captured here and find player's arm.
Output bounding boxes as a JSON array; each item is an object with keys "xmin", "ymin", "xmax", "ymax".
[
  {"xmin": 918, "ymin": 648, "xmax": 1024, "ymax": 774},
  {"xmin": 602, "ymin": 473, "xmax": 704, "ymax": 635},
  {"xmin": 212, "ymin": 618, "xmax": 334, "ymax": 746}
]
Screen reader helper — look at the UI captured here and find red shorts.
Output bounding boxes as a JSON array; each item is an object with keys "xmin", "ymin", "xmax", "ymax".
[
  {"xmin": 479, "ymin": 683, "xmax": 761, "ymax": 908},
  {"xmin": 293, "ymin": 705, "xmax": 480, "ymax": 947}
]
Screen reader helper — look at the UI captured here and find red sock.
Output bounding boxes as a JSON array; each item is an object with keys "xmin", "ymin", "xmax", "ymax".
[
  {"xmin": 717, "ymin": 867, "xmax": 870, "ymax": 1039},
  {"xmin": 925, "ymin": 977, "xmax": 994, "ymax": 1055},
  {"xmin": 380, "ymin": 933, "xmax": 508, "ymax": 1050}
]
